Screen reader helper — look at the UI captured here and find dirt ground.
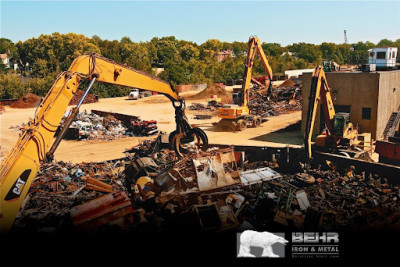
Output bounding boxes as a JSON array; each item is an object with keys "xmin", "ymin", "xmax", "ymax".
[{"xmin": 0, "ymin": 87, "xmax": 301, "ymax": 163}]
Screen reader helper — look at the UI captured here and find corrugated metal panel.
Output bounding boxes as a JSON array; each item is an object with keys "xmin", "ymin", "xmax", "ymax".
[{"xmin": 240, "ymin": 167, "xmax": 281, "ymax": 185}]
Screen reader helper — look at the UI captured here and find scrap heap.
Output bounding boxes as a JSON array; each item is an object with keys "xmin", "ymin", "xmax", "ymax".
[
  {"xmin": 243, "ymin": 160, "xmax": 400, "ymax": 231},
  {"xmin": 14, "ymin": 159, "xmax": 128, "ymax": 231},
  {"xmin": 12, "ymin": 135, "xmax": 400, "ymax": 233},
  {"xmin": 248, "ymin": 79, "xmax": 302, "ymax": 118},
  {"xmin": 57, "ymin": 110, "xmax": 158, "ymax": 140},
  {"xmin": 188, "ymin": 103, "xmax": 217, "ymax": 120},
  {"xmin": 187, "ymin": 79, "xmax": 302, "ymax": 120}
]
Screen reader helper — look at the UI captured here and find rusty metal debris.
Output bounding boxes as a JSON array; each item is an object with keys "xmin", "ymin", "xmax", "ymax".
[
  {"xmin": 189, "ymin": 103, "xmax": 218, "ymax": 120},
  {"xmin": 14, "ymin": 159, "xmax": 128, "ymax": 231},
  {"xmin": 12, "ymin": 135, "xmax": 400, "ymax": 233},
  {"xmin": 193, "ymin": 114, "xmax": 212, "ymax": 120},
  {"xmin": 248, "ymin": 81, "xmax": 302, "ymax": 118},
  {"xmin": 56, "ymin": 109, "xmax": 158, "ymax": 140}
]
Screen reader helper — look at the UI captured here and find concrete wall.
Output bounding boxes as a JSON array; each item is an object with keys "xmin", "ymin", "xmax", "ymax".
[
  {"xmin": 377, "ymin": 71, "xmax": 400, "ymax": 138},
  {"xmin": 300, "ymin": 71, "xmax": 400, "ymax": 140}
]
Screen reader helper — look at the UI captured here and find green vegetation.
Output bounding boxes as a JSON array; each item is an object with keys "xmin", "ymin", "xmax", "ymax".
[{"xmin": 0, "ymin": 33, "xmax": 399, "ymax": 99}]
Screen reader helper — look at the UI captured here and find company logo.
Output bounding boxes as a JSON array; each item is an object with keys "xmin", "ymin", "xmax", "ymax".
[
  {"xmin": 237, "ymin": 230, "xmax": 287, "ymax": 258},
  {"xmin": 291, "ymin": 232, "xmax": 340, "ymax": 259},
  {"xmin": 4, "ymin": 169, "xmax": 31, "ymax": 201}
]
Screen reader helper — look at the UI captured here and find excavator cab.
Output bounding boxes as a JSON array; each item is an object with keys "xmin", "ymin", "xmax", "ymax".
[
  {"xmin": 232, "ymin": 92, "xmax": 244, "ymax": 106},
  {"xmin": 332, "ymin": 112, "xmax": 351, "ymax": 137}
]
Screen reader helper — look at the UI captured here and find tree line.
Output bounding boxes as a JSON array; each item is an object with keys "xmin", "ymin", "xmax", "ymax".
[{"xmin": 0, "ymin": 33, "xmax": 399, "ymax": 99}]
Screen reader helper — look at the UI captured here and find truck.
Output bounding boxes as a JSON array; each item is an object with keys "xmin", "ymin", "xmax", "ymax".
[{"xmin": 128, "ymin": 89, "xmax": 140, "ymax": 100}]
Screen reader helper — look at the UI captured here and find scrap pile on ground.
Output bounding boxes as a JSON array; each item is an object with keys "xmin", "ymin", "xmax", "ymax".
[
  {"xmin": 10, "ymin": 93, "xmax": 42, "ymax": 108},
  {"xmin": 58, "ymin": 110, "xmax": 158, "ymax": 140},
  {"xmin": 243, "ymin": 160, "xmax": 400, "ymax": 231},
  {"xmin": 12, "ymin": 134, "xmax": 400, "ymax": 233},
  {"xmin": 13, "ymin": 136, "xmax": 279, "ymax": 232},
  {"xmin": 188, "ymin": 102, "xmax": 218, "ymax": 120},
  {"xmin": 14, "ymin": 159, "xmax": 127, "ymax": 231},
  {"xmin": 248, "ymin": 79, "xmax": 302, "ymax": 118},
  {"xmin": 68, "ymin": 89, "xmax": 98, "ymax": 105}
]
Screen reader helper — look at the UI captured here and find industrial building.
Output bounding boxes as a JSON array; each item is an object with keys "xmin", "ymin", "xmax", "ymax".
[{"xmin": 301, "ymin": 70, "xmax": 400, "ymax": 140}]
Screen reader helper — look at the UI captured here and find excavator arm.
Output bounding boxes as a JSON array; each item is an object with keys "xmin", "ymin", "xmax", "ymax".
[
  {"xmin": 241, "ymin": 36, "xmax": 273, "ymax": 108},
  {"xmin": 0, "ymin": 53, "xmax": 206, "ymax": 231},
  {"xmin": 68, "ymin": 54, "xmax": 180, "ymax": 101},
  {"xmin": 304, "ymin": 66, "xmax": 336, "ymax": 160},
  {"xmin": 217, "ymin": 36, "xmax": 273, "ymax": 131}
]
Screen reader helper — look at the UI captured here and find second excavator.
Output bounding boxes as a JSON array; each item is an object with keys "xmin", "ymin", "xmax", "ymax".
[
  {"xmin": 0, "ymin": 53, "xmax": 208, "ymax": 231},
  {"xmin": 217, "ymin": 36, "xmax": 273, "ymax": 131},
  {"xmin": 304, "ymin": 66, "xmax": 372, "ymax": 161}
]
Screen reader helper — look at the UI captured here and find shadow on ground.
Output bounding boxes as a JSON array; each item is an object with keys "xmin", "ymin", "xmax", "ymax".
[{"xmin": 250, "ymin": 120, "xmax": 303, "ymax": 145}]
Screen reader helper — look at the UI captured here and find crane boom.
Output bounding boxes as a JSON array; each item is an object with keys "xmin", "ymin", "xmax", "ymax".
[{"xmin": 0, "ymin": 53, "xmax": 206, "ymax": 231}]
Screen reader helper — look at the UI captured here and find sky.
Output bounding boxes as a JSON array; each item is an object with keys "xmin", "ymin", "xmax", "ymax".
[{"xmin": 1, "ymin": 0, "xmax": 399, "ymax": 45}]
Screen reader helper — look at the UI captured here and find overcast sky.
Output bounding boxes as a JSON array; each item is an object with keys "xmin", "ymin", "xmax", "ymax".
[{"xmin": 1, "ymin": 0, "xmax": 399, "ymax": 45}]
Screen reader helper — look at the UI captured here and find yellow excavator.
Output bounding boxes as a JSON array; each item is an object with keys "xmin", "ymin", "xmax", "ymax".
[
  {"xmin": 0, "ymin": 53, "xmax": 208, "ymax": 231},
  {"xmin": 217, "ymin": 36, "xmax": 273, "ymax": 131},
  {"xmin": 304, "ymin": 66, "xmax": 370, "ymax": 160}
]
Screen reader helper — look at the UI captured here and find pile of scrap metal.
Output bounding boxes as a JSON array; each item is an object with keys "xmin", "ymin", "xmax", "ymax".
[
  {"xmin": 188, "ymin": 103, "xmax": 218, "ymax": 120},
  {"xmin": 13, "ymin": 135, "xmax": 400, "ymax": 233},
  {"xmin": 12, "ymin": 136, "xmax": 281, "ymax": 233},
  {"xmin": 242, "ymin": 160, "xmax": 400, "ymax": 231},
  {"xmin": 248, "ymin": 80, "xmax": 302, "ymax": 118},
  {"xmin": 13, "ymin": 159, "xmax": 130, "ymax": 232},
  {"xmin": 122, "ymin": 141, "xmax": 282, "ymax": 232},
  {"xmin": 56, "ymin": 109, "xmax": 158, "ymax": 140}
]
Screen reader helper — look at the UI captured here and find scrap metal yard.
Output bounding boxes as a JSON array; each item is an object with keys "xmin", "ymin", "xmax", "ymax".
[
  {"xmin": 1, "ymin": 87, "xmax": 302, "ymax": 163},
  {"xmin": 2, "ymin": 77, "xmax": 400, "ymax": 235},
  {"xmin": 0, "ymin": 1, "xmax": 399, "ymax": 261}
]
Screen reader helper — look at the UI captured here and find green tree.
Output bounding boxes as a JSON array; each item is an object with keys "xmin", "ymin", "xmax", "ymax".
[
  {"xmin": 159, "ymin": 62, "xmax": 186, "ymax": 85},
  {"xmin": 262, "ymin": 43, "xmax": 286, "ymax": 57},
  {"xmin": 232, "ymin": 41, "xmax": 247, "ymax": 56},
  {"xmin": 17, "ymin": 33, "xmax": 100, "ymax": 77},
  {"xmin": 0, "ymin": 38, "xmax": 18, "ymax": 60},
  {"xmin": 201, "ymin": 39, "xmax": 222, "ymax": 52},
  {"xmin": 31, "ymin": 58, "xmax": 48, "ymax": 78},
  {"xmin": 0, "ymin": 73, "xmax": 26, "ymax": 98},
  {"xmin": 378, "ymin": 39, "xmax": 394, "ymax": 47},
  {"xmin": 0, "ymin": 61, "xmax": 7, "ymax": 72},
  {"xmin": 27, "ymin": 73, "xmax": 58, "ymax": 96},
  {"xmin": 180, "ymin": 44, "xmax": 200, "ymax": 61},
  {"xmin": 288, "ymin": 42, "xmax": 322, "ymax": 63},
  {"xmin": 125, "ymin": 43, "xmax": 153, "ymax": 72},
  {"xmin": 151, "ymin": 37, "xmax": 181, "ymax": 66}
]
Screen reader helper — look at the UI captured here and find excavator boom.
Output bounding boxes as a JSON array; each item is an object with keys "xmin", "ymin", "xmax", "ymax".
[
  {"xmin": 217, "ymin": 36, "xmax": 273, "ymax": 131},
  {"xmin": 68, "ymin": 54, "xmax": 180, "ymax": 101},
  {"xmin": 304, "ymin": 66, "xmax": 339, "ymax": 160},
  {"xmin": 0, "ymin": 53, "xmax": 204, "ymax": 231},
  {"xmin": 241, "ymin": 36, "xmax": 273, "ymax": 108}
]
